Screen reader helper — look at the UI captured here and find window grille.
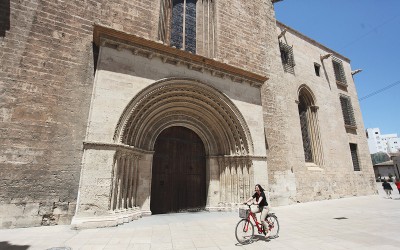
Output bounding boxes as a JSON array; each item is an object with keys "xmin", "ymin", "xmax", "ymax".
[
  {"xmin": 298, "ymin": 100, "xmax": 313, "ymax": 162},
  {"xmin": 279, "ymin": 42, "xmax": 295, "ymax": 74},
  {"xmin": 332, "ymin": 58, "xmax": 347, "ymax": 86},
  {"xmin": 350, "ymin": 143, "xmax": 360, "ymax": 171},
  {"xmin": 339, "ymin": 95, "xmax": 356, "ymax": 127}
]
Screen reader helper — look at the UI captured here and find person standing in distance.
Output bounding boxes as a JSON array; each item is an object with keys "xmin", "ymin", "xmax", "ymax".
[{"xmin": 382, "ymin": 179, "xmax": 393, "ymax": 199}]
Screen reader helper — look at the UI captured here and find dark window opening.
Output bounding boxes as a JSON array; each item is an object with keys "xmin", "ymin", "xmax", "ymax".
[
  {"xmin": 92, "ymin": 42, "xmax": 99, "ymax": 74},
  {"xmin": 279, "ymin": 42, "xmax": 295, "ymax": 74},
  {"xmin": 339, "ymin": 95, "xmax": 356, "ymax": 127},
  {"xmin": 333, "ymin": 58, "xmax": 347, "ymax": 86},
  {"xmin": 314, "ymin": 63, "xmax": 320, "ymax": 76},
  {"xmin": 298, "ymin": 97, "xmax": 313, "ymax": 162},
  {"xmin": 350, "ymin": 143, "xmax": 360, "ymax": 171},
  {"xmin": 0, "ymin": 0, "xmax": 10, "ymax": 37}
]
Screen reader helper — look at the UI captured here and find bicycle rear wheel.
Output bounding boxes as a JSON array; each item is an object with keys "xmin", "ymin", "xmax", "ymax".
[
  {"xmin": 235, "ymin": 219, "xmax": 254, "ymax": 244},
  {"xmin": 266, "ymin": 214, "xmax": 279, "ymax": 238}
]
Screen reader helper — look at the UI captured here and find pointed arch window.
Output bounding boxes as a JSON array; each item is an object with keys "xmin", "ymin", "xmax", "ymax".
[
  {"xmin": 158, "ymin": 0, "xmax": 215, "ymax": 56},
  {"xmin": 298, "ymin": 96, "xmax": 313, "ymax": 162},
  {"xmin": 297, "ymin": 87, "xmax": 324, "ymax": 166}
]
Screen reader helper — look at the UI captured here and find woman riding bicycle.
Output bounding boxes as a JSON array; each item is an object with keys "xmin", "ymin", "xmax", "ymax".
[{"xmin": 244, "ymin": 184, "xmax": 270, "ymax": 238}]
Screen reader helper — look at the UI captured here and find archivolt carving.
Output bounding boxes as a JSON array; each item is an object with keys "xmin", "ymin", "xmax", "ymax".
[{"xmin": 114, "ymin": 78, "xmax": 254, "ymax": 156}]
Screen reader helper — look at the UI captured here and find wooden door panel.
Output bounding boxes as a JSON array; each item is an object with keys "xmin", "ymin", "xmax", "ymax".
[{"xmin": 151, "ymin": 126, "xmax": 206, "ymax": 214}]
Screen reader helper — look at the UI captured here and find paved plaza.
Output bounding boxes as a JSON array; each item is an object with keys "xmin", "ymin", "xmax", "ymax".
[{"xmin": 1, "ymin": 183, "xmax": 399, "ymax": 250}]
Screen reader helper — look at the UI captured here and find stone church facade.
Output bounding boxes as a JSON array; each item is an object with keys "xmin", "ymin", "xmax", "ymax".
[{"xmin": 0, "ymin": 0, "xmax": 376, "ymax": 229}]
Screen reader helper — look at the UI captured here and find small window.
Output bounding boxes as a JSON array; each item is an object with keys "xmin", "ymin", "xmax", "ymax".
[
  {"xmin": 375, "ymin": 132, "xmax": 378, "ymax": 134},
  {"xmin": 339, "ymin": 94, "xmax": 356, "ymax": 127},
  {"xmin": 350, "ymin": 143, "xmax": 360, "ymax": 171},
  {"xmin": 332, "ymin": 57, "xmax": 347, "ymax": 86},
  {"xmin": 314, "ymin": 63, "xmax": 320, "ymax": 76},
  {"xmin": 279, "ymin": 42, "xmax": 295, "ymax": 74}
]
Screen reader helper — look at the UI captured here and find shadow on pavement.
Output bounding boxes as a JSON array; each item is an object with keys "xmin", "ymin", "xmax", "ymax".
[
  {"xmin": 0, "ymin": 241, "xmax": 29, "ymax": 250},
  {"xmin": 235, "ymin": 234, "xmax": 279, "ymax": 246}
]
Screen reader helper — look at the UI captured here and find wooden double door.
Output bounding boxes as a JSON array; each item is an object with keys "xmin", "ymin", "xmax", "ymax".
[{"xmin": 150, "ymin": 126, "xmax": 206, "ymax": 214}]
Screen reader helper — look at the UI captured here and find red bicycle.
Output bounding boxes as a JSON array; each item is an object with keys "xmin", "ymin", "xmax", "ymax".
[{"xmin": 235, "ymin": 204, "xmax": 279, "ymax": 244}]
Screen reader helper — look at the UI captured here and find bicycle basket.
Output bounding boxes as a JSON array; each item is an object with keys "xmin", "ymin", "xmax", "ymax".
[{"xmin": 239, "ymin": 208, "xmax": 249, "ymax": 218}]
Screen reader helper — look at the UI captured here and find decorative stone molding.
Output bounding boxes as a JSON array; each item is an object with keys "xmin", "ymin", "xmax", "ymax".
[
  {"xmin": 83, "ymin": 141, "xmax": 153, "ymax": 155},
  {"xmin": 114, "ymin": 78, "xmax": 255, "ymax": 156},
  {"xmin": 93, "ymin": 25, "xmax": 268, "ymax": 88}
]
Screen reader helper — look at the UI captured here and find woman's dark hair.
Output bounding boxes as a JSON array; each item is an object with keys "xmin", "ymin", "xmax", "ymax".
[{"xmin": 255, "ymin": 184, "xmax": 265, "ymax": 192}]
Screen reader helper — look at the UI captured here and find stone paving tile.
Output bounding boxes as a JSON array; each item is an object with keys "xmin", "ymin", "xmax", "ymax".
[
  {"xmin": 130, "ymin": 236, "xmax": 152, "ymax": 244},
  {"xmin": 126, "ymin": 243, "xmax": 151, "ymax": 250},
  {"xmin": 64, "ymin": 238, "xmax": 90, "ymax": 249},
  {"xmin": 171, "ymin": 239, "xmax": 195, "ymax": 249}
]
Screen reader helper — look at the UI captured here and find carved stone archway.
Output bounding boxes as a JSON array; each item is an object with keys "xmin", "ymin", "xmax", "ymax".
[
  {"xmin": 111, "ymin": 78, "xmax": 256, "ymax": 210},
  {"xmin": 114, "ymin": 78, "xmax": 254, "ymax": 156},
  {"xmin": 72, "ymin": 78, "xmax": 264, "ymax": 229}
]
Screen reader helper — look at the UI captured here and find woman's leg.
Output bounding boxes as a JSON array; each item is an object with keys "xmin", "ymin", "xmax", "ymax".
[{"xmin": 260, "ymin": 206, "xmax": 269, "ymax": 236}]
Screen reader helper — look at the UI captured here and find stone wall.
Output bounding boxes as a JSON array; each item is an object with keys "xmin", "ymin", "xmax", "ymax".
[
  {"xmin": 0, "ymin": 0, "xmax": 273, "ymax": 228},
  {"xmin": 263, "ymin": 22, "xmax": 376, "ymax": 205},
  {"xmin": 0, "ymin": 0, "xmax": 96, "ymax": 228}
]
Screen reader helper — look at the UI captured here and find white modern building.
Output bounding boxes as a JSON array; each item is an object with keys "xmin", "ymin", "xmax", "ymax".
[
  {"xmin": 387, "ymin": 138, "xmax": 400, "ymax": 154},
  {"xmin": 366, "ymin": 128, "xmax": 400, "ymax": 154}
]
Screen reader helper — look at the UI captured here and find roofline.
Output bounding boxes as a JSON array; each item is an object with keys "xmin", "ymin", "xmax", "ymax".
[
  {"xmin": 276, "ymin": 21, "xmax": 350, "ymax": 63},
  {"xmin": 374, "ymin": 160, "xmax": 394, "ymax": 166}
]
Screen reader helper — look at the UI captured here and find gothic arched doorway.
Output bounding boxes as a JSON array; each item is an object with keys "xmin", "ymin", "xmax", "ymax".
[{"xmin": 150, "ymin": 126, "xmax": 206, "ymax": 214}]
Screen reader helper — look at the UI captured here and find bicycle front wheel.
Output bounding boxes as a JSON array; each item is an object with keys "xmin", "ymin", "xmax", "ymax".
[
  {"xmin": 266, "ymin": 214, "xmax": 279, "ymax": 238},
  {"xmin": 235, "ymin": 219, "xmax": 254, "ymax": 244}
]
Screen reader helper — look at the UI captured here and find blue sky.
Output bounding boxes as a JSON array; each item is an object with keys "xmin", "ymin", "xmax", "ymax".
[{"xmin": 274, "ymin": 0, "xmax": 400, "ymax": 136}]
